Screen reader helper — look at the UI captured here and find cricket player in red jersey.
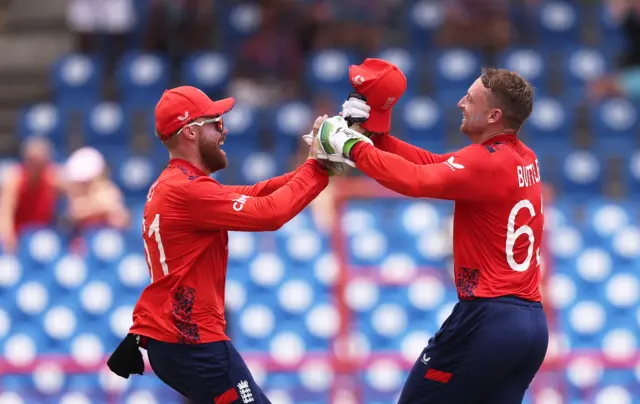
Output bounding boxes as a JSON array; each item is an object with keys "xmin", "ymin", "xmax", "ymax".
[
  {"xmin": 320, "ymin": 60, "xmax": 549, "ymax": 403},
  {"xmin": 107, "ymin": 86, "xmax": 334, "ymax": 404}
]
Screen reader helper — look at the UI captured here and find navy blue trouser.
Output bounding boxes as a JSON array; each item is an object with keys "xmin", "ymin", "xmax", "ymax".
[
  {"xmin": 146, "ymin": 339, "xmax": 271, "ymax": 404},
  {"xmin": 398, "ymin": 296, "xmax": 549, "ymax": 404}
]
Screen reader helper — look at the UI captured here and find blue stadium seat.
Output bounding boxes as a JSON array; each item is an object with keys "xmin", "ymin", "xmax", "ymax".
[
  {"xmin": 306, "ymin": 50, "xmax": 356, "ymax": 102},
  {"xmin": 181, "ymin": 52, "xmax": 232, "ymax": 96},
  {"xmin": 273, "ymin": 101, "xmax": 313, "ymax": 153},
  {"xmin": 583, "ymin": 200, "xmax": 634, "ymax": 241},
  {"xmin": 109, "ymin": 153, "xmax": 157, "ymax": 198},
  {"xmin": 274, "ymin": 101, "xmax": 313, "ymax": 138},
  {"xmin": 85, "ymin": 229, "xmax": 126, "ymax": 268},
  {"xmin": 17, "ymin": 228, "xmax": 63, "ymax": 270},
  {"xmin": 597, "ymin": 3, "xmax": 626, "ymax": 52},
  {"xmin": 562, "ymin": 48, "xmax": 609, "ymax": 101},
  {"xmin": 537, "ymin": 1, "xmax": 581, "ymax": 49},
  {"xmin": 116, "ymin": 52, "xmax": 170, "ymax": 109},
  {"xmin": 499, "ymin": 48, "xmax": 548, "ymax": 92},
  {"xmin": 561, "ymin": 150, "xmax": 604, "ymax": 198},
  {"xmin": 433, "ymin": 49, "xmax": 483, "ymax": 104},
  {"xmin": 217, "ymin": 3, "xmax": 262, "ymax": 51},
  {"xmin": 51, "ymin": 53, "xmax": 102, "ymax": 112},
  {"xmin": 18, "ymin": 104, "xmax": 65, "ymax": 144},
  {"xmin": 223, "ymin": 101, "xmax": 260, "ymax": 152},
  {"xmin": 624, "ymin": 151, "xmax": 640, "ymax": 196},
  {"xmin": 524, "ymin": 96, "xmax": 573, "ymax": 148},
  {"xmin": 82, "ymin": 102, "xmax": 129, "ymax": 149},
  {"xmin": 398, "ymin": 96, "xmax": 445, "ymax": 146},
  {"xmin": 405, "ymin": 0, "xmax": 445, "ymax": 50},
  {"xmin": 588, "ymin": 98, "xmax": 639, "ymax": 154}
]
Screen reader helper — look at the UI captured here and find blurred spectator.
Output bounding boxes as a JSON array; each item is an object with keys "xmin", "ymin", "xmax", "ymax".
[
  {"xmin": 437, "ymin": 0, "xmax": 512, "ymax": 54},
  {"xmin": 0, "ymin": 137, "xmax": 58, "ymax": 254},
  {"xmin": 145, "ymin": 0, "xmax": 216, "ymax": 56},
  {"xmin": 63, "ymin": 147, "xmax": 129, "ymax": 231},
  {"xmin": 67, "ymin": 0, "xmax": 137, "ymax": 58},
  {"xmin": 589, "ymin": 0, "xmax": 640, "ymax": 101},
  {"xmin": 0, "ymin": 0, "xmax": 11, "ymax": 28},
  {"xmin": 231, "ymin": 1, "xmax": 305, "ymax": 107}
]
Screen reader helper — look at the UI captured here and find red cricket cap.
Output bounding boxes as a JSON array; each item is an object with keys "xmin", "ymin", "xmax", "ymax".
[
  {"xmin": 349, "ymin": 58, "xmax": 407, "ymax": 133},
  {"xmin": 155, "ymin": 86, "xmax": 235, "ymax": 141}
]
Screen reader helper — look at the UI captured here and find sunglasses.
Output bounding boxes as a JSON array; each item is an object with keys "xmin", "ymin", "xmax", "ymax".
[{"xmin": 178, "ymin": 116, "xmax": 224, "ymax": 135}]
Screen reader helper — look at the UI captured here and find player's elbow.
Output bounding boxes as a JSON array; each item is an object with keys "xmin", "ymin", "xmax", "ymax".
[
  {"xmin": 259, "ymin": 213, "xmax": 289, "ymax": 231},
  {"xmin": 393, "ymin": 183, "xmax": 425, "ymax": 198},
  {"xmin": 271, "ymin": 213, "xmax": 291, "ymax": 231}
]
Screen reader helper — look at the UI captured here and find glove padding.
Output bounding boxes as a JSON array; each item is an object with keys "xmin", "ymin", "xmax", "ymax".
[
  {"xmin": 302, "ymin": 132, "xmax": 351, "ymax": 176},
  {"xmin": 317, "ymin": 116, "xmax": 373, "ymax": 161},
  {"xmin": 341, "ymin": 95, "xmax": 371, "ymax": 122}
]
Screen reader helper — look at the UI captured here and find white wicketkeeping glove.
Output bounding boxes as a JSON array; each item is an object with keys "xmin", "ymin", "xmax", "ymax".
[
  {"xmin": 341, "ymin": 96, "xmax": 371, "ymax": 122},
  {"xmin": 302, "ymin": 131, "xmax": 355, "ymax": 168},
  {"xmin": 317, "ymin": 116, "xmax": 373, "ymax": 161}
]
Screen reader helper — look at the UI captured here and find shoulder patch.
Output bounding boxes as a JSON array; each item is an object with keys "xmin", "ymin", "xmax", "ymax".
[
  {"xmin": 177, "ymin": 165, "xmax": 201, "ymax": 181},
  {"xmin": 483, "ymin": 141, "xmax": 506, "ymax": 154}
]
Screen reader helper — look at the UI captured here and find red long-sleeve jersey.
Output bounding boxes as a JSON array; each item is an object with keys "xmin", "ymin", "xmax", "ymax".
[
  {"xmin": 130, "ymin": 158, "xmax": 329, "ymax": 343},
  {"xmin": 354, "ymin": 133, "xmax": 543, "ymax": 301}
]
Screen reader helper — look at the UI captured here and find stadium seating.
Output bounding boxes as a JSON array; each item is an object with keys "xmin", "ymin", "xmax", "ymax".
[
  {"xmin": 50, "ymin": 54, "xmax": 102, "ymax": 112},
  {"xmin": 2, "ymin": 195, "xmax": 639, "ymax": 403},
  {"xmin": 5, "ymin": 1, "xmax": 640, "ymax": 403}
]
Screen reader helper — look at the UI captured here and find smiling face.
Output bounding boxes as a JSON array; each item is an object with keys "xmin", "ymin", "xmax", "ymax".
[
  {"xmin": 457, "ymin": 78, "xmax": 500, "ymax": 138},
  {"xmin": 190, "ymin": 117, "xmax": 228, "ymax": 173}
]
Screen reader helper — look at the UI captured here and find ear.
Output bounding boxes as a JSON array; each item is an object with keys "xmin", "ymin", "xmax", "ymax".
[
  {"xmin": 487, "ymin": 108, "xmax": 503, "ymax": 124},
  {"xmin": 181, "ymin": 126, "xmax": 197, "ymax": 140}
]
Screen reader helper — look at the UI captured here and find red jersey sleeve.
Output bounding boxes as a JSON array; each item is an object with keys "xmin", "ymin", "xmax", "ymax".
[
  {"xmin": 223, "ymin": 169, "xmax": 297, "ymax": 197},
  {"xmin": 351, "ymin": 142, "xmax": 502, "ymax": 202},
  {"xmin": 186, "ymin": 160, "xmax": 329, "ymax": 231},
  {"xmin": 372, "ymin": 133, "xmax": 454, "ymax": 164}
]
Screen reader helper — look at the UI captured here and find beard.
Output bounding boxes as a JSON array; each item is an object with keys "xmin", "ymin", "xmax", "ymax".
[{"xmin": 197, "ymin": 135, "xmax": 227, "ymax": 174}]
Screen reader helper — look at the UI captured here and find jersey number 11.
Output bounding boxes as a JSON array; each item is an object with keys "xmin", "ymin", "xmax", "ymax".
[{"xmin": 143, "ymin": 214, "xmax": 169, "ymax": 282}]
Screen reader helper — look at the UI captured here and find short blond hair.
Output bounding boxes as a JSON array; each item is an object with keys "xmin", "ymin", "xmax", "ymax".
[{"xmin": 480, "ymin": 68, "xmax": 534, "ymax": 131}]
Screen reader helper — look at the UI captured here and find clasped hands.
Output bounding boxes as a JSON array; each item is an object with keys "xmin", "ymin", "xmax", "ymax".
[{"xmin": 302, "ymin": 96, "xmax": 373, "ymax": 176}]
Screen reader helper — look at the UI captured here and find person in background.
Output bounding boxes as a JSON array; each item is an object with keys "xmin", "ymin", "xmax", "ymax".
[
  {"xmin": 589, "ymin": 0, "xmax": 640, "ymax": 101},
  {"xmin": 0, "ymin": 137, "xmax": 58, "ymax": 254},
  {"xmin": 437, "ymin": 0, "xmax": 512, "ymax": 56},
  {"xmin": 63, "ymin": 147, "xmax": 129, "ymax": 231},
  {"xmin": 145, "ymin": 0, "xmax": 215, "ymax": 58},
  {"xmin": 66, "ymin": 0, "xmax": 136, "ymax": 65}
]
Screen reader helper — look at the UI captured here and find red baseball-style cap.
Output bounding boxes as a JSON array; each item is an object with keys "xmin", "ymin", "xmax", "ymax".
[
  {"xmin": 349, "ymin": 58, "xmax": 407, "ymax": 133},
  {"xmin": 155, "ymin": 86, "xmax": 235, "ymax": 141}
]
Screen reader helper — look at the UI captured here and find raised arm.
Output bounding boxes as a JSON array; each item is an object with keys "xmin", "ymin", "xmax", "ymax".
[
  {"xmin": 223, "ymin": 169, "xmax": 298, "ymax": 197},
  {"xmin": 187, "ymin": 160, "xmax": 329, "ymax": 232},
  {"xmin": 0, "ymin": 166, "xmax": 20, "ymax": 252},
  {"xmin": 371, "ymin": 133, "xmax": 454, "ymax": 165},
  {"xmin": 350, "ymin": 142, "xmax": 500, "ymax": 201}
]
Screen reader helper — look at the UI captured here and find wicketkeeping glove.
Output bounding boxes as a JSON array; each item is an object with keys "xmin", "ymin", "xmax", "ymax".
[
  {"xmin": 317, "ymin": 116, "xmax": 373, "ymax": 161},
  {"xmin": 341, "ymin": 93, "xmax": 371, "ymax": 124},
  {"xmin": 302, "ymin": 131, "xmax": 351, "ymax": 176}
]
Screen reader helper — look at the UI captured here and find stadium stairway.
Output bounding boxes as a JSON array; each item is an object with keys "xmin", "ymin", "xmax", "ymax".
[{"xmin": 0, "ymin": 0, "xmax": 71, "ymax": 154}]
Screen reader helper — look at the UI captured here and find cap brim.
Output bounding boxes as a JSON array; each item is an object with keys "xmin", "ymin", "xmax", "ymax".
[
  {"xmin": 203, "ymin": 97, "xmax": 235, "ymax": 117},
  {"xmin": 363, "ymin": 109, "xmax": 392, "ymax": 134}
]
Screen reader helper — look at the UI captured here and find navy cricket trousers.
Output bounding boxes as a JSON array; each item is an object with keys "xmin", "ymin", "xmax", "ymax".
[
  {"xmin": 398, "ymin": 296, "xmax": 549, "ymax": 404},
  {"xmin": 146, "ymin": 339, "xmax": 271, "ymax": 404}
]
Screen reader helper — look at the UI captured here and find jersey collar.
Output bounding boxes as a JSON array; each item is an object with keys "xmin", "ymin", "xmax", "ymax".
[
  {"xmin": 482, "ymin": 133, "xmax": 518, "ymax": 145},
  {"xmin": 169, "ymin": 158, "xmax": 207, "ymax": 176}
]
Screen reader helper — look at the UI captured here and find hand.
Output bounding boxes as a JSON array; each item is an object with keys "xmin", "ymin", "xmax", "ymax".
[
  {"xmin": 318, "ymin": 116, "xmax": 373, "ymax": 161},
  {"xmin": 307, "ymin": 136, "xmax": 349, "ymax": 176},
  {"xmin": 341, "ymin": 95, "xmax": 371, "ymax": 123},
  {"xmin": 305, "ymin": 115, "xmax": 329, "ymax": 160},
  {"xmin": 303, "ymin": 115, "xmax": 354, "ymax": 174}
]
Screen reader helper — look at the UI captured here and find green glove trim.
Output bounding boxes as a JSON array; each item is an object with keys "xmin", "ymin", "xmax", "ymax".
[{"xmin": 343, "ymin": 138, "xmax": 361, "ymax": 158}]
